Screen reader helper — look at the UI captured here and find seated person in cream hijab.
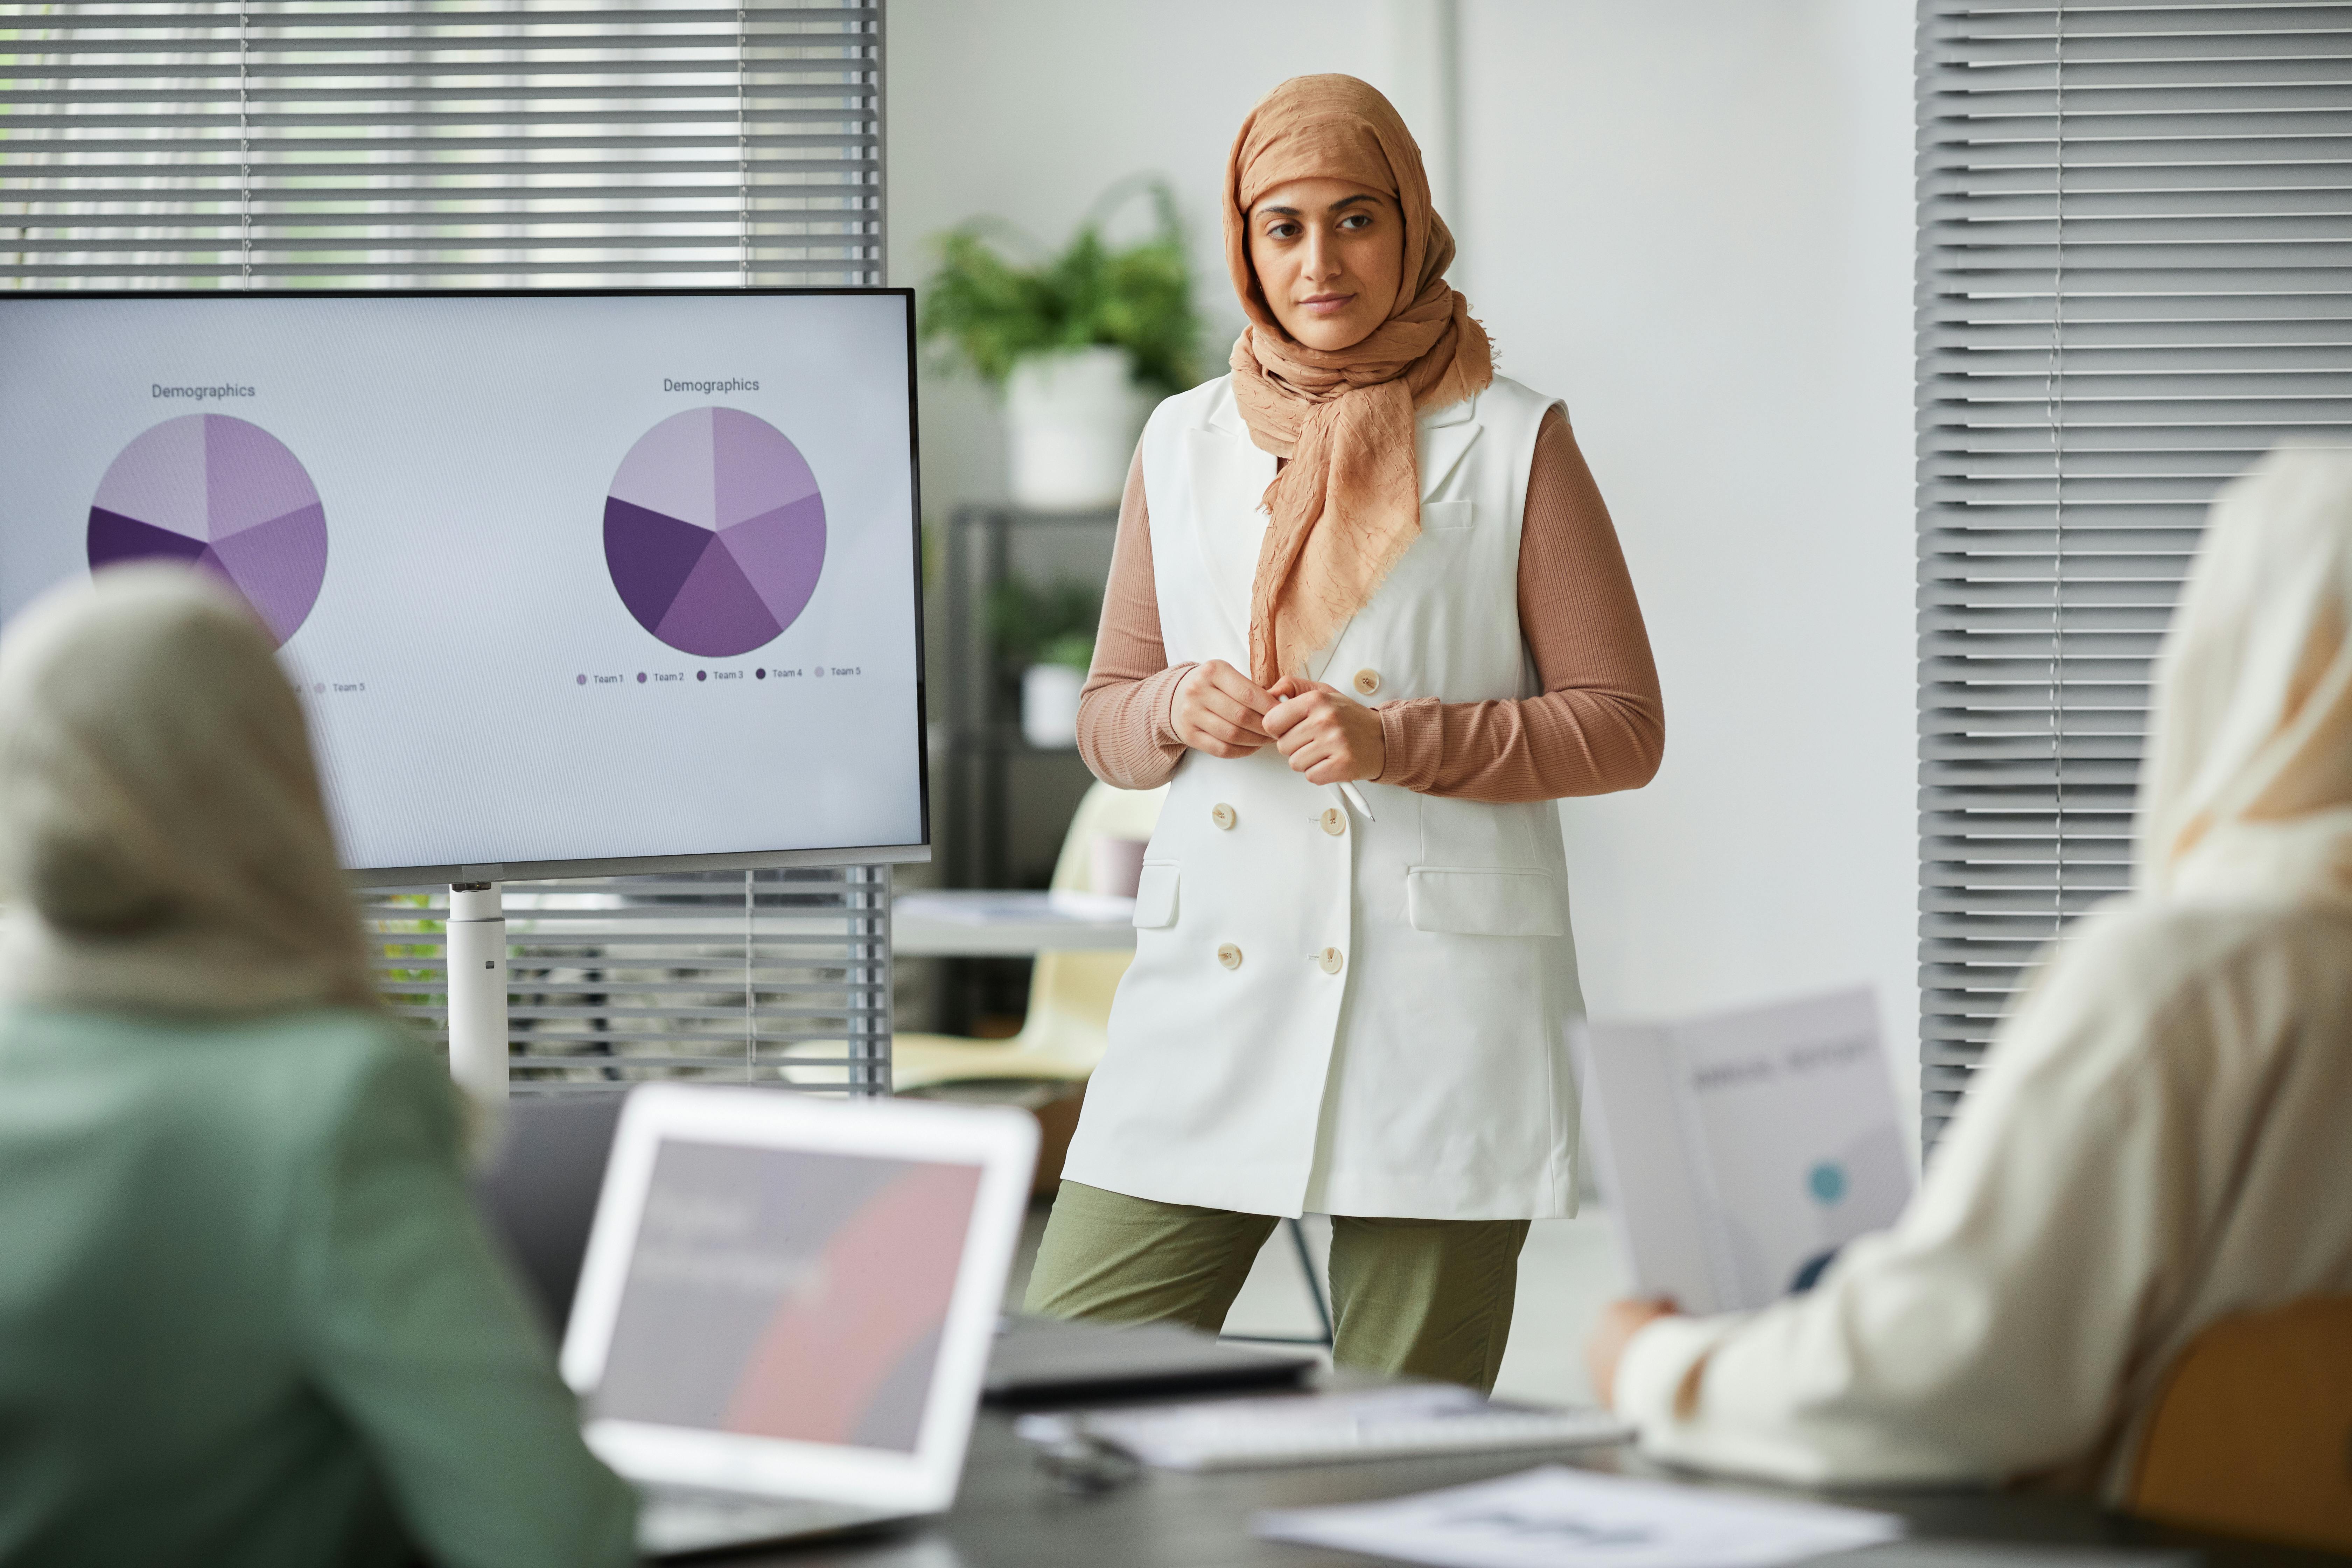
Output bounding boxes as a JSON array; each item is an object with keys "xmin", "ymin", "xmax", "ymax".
[
  {"xmin": 1587, "ymin": 446, "xmax": 2352, "ymax": 1498},
  {"xmin": 0, "ymin": 567, "xmax": 635, "ymax": 1566}
]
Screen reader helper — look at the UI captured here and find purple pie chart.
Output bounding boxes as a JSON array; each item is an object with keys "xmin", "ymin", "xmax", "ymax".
[
  {"xmin": 603, "ymin": 406, "xmax": 826, "ymax": 658},
  {"xmin": 86, "ymin": 413, "xmax": 328, "ymax": 648}
]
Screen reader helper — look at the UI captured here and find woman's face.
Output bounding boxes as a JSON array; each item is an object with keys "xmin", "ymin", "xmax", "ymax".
[{"xmin": 1247, "ymin": 177, "xmax": 1405, "ymax": 351}]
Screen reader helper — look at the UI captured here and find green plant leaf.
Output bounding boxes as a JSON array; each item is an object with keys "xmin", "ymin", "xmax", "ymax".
[
  {"xmin": 988, "ymin": 578, "xmax": 1101, "ymax": 665},
  {"xmin": 1041, "ymin": 632, "xmax": 1096, "ymax": 672},
  {"xmin": 918, "ymin": 177, "xmax": 1201, "ymax": 395}
]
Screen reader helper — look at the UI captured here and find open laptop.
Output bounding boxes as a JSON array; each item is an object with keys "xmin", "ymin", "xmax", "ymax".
[{"xmin": 558, "ymin": 1084, "xmax": 1038, "ymax": 1558}]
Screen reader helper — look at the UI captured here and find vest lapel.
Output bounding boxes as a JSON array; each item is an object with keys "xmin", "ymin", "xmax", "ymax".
[
  {"xmin": 1418, "ymin": 392, "xmax": 1483, "ymax": 502},
  {"xmin": 1181, "ymin": 386, "xmax": 1486, "ymax": 684},
  {"xmin": 1184, "ymin": 385, "xmax": 1274, "ymax": 659},
  {"xmin": 1303, "ymin": 393, "xmax": 1487, "ymax": 683}
]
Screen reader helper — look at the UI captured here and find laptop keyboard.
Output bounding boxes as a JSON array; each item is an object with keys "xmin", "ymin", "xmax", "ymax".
[{"xmin": 635, "ymin": 1488, "xmax": 897, "ymax": 1556}]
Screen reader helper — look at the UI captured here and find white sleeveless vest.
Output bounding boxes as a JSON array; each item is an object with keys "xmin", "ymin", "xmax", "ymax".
[{"xmin": 1058, "ymin": 373, "xmax": 1583, "ymax": 1221}]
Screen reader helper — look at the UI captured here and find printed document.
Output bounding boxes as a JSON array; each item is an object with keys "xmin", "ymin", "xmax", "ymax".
[
  {"xmin": 1575, "ymin": 987, "xmax": 1911, "ymax": 1314},
  {"xmin": 1253, "ymin": 1464, "xmax": 1904, "ymax": 1568}
]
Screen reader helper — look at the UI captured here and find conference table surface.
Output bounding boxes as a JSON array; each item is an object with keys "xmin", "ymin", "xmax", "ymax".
[{"xmin": 722, "ymin": 1386, "xmax": 2345, "ymax": 1568}]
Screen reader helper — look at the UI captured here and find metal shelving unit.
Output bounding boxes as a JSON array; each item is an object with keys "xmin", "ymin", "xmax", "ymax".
[
  {"xmin": 939, "ymin": 502, "xmax": 1118, "ymax": 890},
  {"xmin": 933, "ymin": 502, "xmax": 1116, "ymax": 1034}
]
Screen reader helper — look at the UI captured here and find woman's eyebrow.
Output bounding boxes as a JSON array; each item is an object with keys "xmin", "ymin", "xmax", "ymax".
[{"xmin": 1254, "ymin": 194, "xmax": 1382, "ymax": 221}]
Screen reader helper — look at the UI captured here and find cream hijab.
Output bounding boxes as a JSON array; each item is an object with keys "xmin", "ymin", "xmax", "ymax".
[
  {"xmin": 1224, "ymin": 74, "xmax": 1493, "ymax": 687},
  {"xmin": 2138, "ymin": 445, "xmax": 2352, "ymax": 904},
  {"xmin": 0, "ymin": 565, "xmax": 378, "ymax": 1014}
]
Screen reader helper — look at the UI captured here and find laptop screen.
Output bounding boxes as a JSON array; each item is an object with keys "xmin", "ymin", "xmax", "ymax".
[{"xmin": 588, "ymin": 1137, "xmax": 983, "ymax": 1454}]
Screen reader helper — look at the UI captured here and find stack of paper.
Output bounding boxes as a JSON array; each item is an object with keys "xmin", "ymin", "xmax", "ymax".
[
  {"xmin": 1254, "ymin": 1465, "xmax": 1903, "ymax": 1568},
  {"xmin": 1014, "ymin": 1387, "xmax": 1628, "ymax": 1472}
]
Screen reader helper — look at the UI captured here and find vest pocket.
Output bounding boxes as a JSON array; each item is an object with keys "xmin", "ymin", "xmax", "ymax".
[
  {"xmin": 1405, "ymin": 867, "xmax": 1564, "ymax": 937},
  {"xmin": 1132, "ymin": 862, "xmax": 1180, "ymax": 929},
  {"xmin": 1421, "ymin": 499, "xmax": 1475, "ymax": 531}
]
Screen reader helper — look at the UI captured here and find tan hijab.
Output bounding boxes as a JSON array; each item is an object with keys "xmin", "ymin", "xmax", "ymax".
[
  {"xmin": 2138, "ymin": 445, "xmax": 2352, "ymax": 903},
  {"xmin": 1225, "ymin": 74, "xmax": 1493, "ymax": 687},
  {"xmin": 0, "ymin": 565, "xmax": 378, "ymax": 1014}
]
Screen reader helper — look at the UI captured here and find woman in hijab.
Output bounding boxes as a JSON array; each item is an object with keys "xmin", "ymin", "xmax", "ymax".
[
  {"xmin": 0, "ymin": 566, "xmax": 636, "ymax": 1566},
  {"xmin": 1029, "ymin": 75, "xmax": 1664, "ymax": 1388},
  {"xmin": 1588, "ymin": 445, "xmax": 2352, "ymax": 1495}
]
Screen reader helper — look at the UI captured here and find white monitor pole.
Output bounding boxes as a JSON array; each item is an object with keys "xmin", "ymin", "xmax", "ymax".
[{"xmin": 446, "ymin": 882, "xmax": 509, "ymax": 1105}]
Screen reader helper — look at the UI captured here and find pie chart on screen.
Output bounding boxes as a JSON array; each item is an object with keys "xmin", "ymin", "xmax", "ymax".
[
  {"xmin": 603, "ymin": 406, "xmax": 826, "ymax": 658},
  {"xmin": 86, "ymin": 413, "xmax": 328, "ymax": 648}
]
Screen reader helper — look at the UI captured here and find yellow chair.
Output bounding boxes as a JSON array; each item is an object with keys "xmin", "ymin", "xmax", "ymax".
[
  {"xmin": 892, "ymin": 782, "xmax": 1166, "ymax": 1187},
  {"xmin": 2128, "ymin": 1295, "xmax": 2352, "ymax": 1553}
]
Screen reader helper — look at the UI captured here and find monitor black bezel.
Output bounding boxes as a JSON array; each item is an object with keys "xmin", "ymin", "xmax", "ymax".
[{"xmin": 0, "ymin": 285, "xmax": 930, "ymax": 888}]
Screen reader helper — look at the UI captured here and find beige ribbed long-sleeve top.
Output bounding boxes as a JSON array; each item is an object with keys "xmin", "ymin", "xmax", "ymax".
[
  {"xmin": 1616, "ymin": 873, "xmax": 2352, "ymax": 1500},
  {"xmin": 1076, "ymin": 405, "xmax": 1664, "ymax": 801}
]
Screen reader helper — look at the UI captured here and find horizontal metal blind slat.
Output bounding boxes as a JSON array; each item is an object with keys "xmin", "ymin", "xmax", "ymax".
[
  {"xmin": 3, "ymin": 7, "xmax": 875, "ymax": 30},
  {"xmin": 360, "ymin": 866, "xmax": 892, "ymax": 1092},
  {"xmin": 0, "ymin": 0, "xmax": 884, "ymax": 289},
  {"xmin": 1917, "ymin": 0, "xmax": 2352, "ymax": 1150}
]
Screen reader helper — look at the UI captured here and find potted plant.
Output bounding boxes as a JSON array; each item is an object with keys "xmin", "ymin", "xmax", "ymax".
[
  {"xmin": 990, "ymin": 578, "xmax": 1099, "ymax": 748},
  {"xmin": 921, "ymin": 177, "xmax": 1200, "ymax": 512}
]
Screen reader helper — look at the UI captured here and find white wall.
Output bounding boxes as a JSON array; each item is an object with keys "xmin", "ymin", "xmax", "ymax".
[
  {"xmin": 887, "ymin": 1, "xmax": 1387, "ymax": 510},
  {"xmin": 889, "ymin": 0, "xmax": 1919, "ymax": 1132},
  {"xmin": 1454, "ymin": 2, "xmax": 1918, "ymax": 1131}
]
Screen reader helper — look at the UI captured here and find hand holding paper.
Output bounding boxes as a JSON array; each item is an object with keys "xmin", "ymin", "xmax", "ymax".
[{"xmin": 1586, "ymin": 1297, "xmax": 1682, "ymax": 1409}]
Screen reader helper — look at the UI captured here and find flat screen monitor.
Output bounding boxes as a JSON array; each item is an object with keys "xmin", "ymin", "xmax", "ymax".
[{"xmin": 0, "ymin": 289, "xmax": 926, "ymax": 885}]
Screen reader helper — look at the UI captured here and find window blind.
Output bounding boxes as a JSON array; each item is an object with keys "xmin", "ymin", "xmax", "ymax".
[
  {"xmin": 1917, "ymin": 0, "xmax": 2352, "ymax": 1148},
  {"xmin": 358, "ymin": 867, "xmax": 892, "ymax": 1092},
  {"xmin": 4, "ymin": 0, "xmax": 897, "ymax": 1093},
  {"xmin": 0, "ymin": 0, "xmax": 882, "ymax": 287}
]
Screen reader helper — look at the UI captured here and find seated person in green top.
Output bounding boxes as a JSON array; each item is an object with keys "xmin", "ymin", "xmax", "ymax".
[{"xmin": 0, "ymin": 566, "xmax": 637, "ymax": 1567}]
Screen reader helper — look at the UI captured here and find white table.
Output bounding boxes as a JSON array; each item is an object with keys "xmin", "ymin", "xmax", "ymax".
[{"xmin": 891, "ymin": 889, "xmax": 1137, "ymax": 957}]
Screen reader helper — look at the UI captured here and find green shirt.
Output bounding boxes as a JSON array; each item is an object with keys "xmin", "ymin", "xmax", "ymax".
[{"xmin": 0, "ymin": 1004, "xmax": 638, "ymax": 1567}]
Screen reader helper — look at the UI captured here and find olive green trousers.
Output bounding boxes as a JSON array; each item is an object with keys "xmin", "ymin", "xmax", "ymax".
[{"xmin": 1024, "ymin": 1181, "xmax": 1530, "ymax": 1393}]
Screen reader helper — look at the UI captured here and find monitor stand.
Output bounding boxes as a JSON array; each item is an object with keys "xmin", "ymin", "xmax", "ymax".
[{"xmin": 446, "ymin": 881, "xmax": 509, "ymax": 1105}]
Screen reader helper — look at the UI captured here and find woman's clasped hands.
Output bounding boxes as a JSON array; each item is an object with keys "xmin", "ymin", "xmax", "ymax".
[{"xmin": 1171, "ymin": 659, "xmax": 1385, "ymax": 784}]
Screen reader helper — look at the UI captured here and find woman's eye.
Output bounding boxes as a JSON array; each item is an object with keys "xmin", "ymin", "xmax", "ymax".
[
  {"xmin": 1339, "ymin": 213, "xmax": 1372, "ymax": 232},
  {"xmin": 1267, "ymin": 221, "xmax": 1301, "ymax": 240}
]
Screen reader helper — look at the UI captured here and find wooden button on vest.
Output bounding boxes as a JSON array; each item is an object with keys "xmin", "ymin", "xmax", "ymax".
[
  {"xmin": 1217, "ymin": 943, "xmax": 1243, "ymax": 970},
  {"xmin": 1320, "ymin": 806, "xmax": 1346, "ymax": 836},
  {"xmin": 1317, "ymin": 946, "xmax": 1344, "ymax": 975},
  {"xmin": 1211, "ymin": 802, "xmax": 1237, "ymax": 830},
  {"xmin": 1352, "ymin": 668, "xmax": 1381, "ymax": 696}
]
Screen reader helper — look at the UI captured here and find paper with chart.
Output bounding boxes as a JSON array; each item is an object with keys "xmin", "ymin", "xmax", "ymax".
[
  {"xmin": 1576, "ymin": 988, "xmax": 1912, "ymax": 1314},
  {"xmin": 1253, "ymin": 1465, "xmax": 1903, "ymax": 1568}
]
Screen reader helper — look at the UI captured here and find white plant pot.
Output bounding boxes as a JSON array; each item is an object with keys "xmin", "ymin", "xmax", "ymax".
[
  {"xmin": 1004, "ymin": 344, "xmax": 1152, "ymax": 513},
  {"xmin": 1021, "ymin": 662, "xmax": 1086, "ymax": 749}
]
